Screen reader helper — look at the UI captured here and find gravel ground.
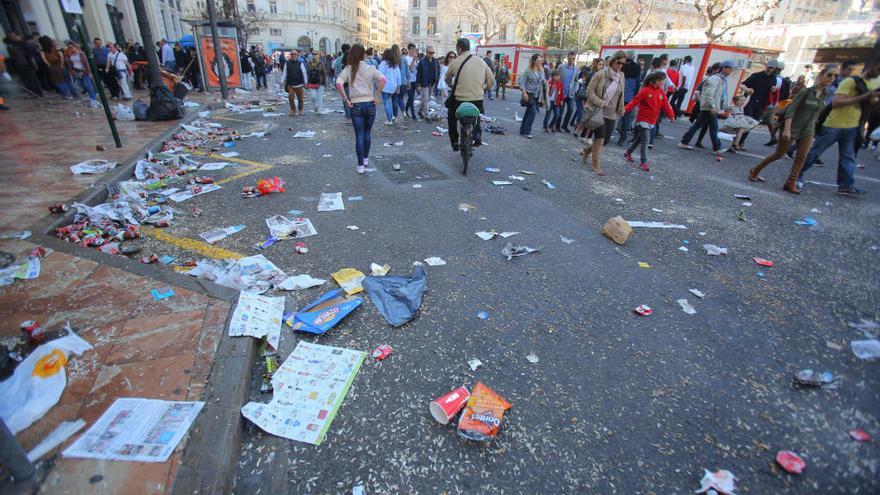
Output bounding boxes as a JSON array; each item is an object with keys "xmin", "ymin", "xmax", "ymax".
[{"xmin": 129, "ymin": 88, "xmax": 880, "ymax": 494}]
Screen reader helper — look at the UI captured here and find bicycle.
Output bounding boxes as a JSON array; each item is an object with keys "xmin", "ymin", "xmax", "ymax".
[{"xmin": 455, "ymin": 102, "xmax": 480, "ymax": 175}]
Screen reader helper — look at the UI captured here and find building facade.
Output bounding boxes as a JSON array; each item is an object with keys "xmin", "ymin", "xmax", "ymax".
[{"xmin": 1, "ymin": 0, "xmax": 185, "ymax": 53}]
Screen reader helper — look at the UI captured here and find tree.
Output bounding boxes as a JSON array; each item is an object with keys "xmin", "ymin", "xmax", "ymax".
[
  {"xmin": 610, "ymin": 0, "xmax": 654, "ymax": 45},
  {"xmin": 185, "ymin": 2, "xmax": 268, "ymax": 49},
  {"xmin": 693, "ymin": 0, "xmax": 781, "ymax": 42}
]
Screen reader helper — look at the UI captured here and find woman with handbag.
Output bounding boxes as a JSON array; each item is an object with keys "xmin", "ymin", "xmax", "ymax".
[
  {"xmin": 518, "ymin": 53, "xmax": 545, "ymax": 138},
  {"xmin": 579, "ymin": 51, "xmax": 626, "ymax": 176}
]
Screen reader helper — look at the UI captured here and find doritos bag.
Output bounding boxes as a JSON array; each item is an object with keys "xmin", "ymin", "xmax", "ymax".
[{"xmin": 457, "ymin": 382, "xmax": 511, "ymax": 441}]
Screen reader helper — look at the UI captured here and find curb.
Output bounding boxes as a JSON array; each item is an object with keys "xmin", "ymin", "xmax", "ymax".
[{"xmin": 27, "ymin": 105, "xmax": 257, "ymax": 495}]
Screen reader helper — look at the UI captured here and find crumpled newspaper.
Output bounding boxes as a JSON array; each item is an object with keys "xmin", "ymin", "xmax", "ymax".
[
  {"xmin": 187, "ymin": 255, "xmax": 287, "ymax": 294},
  {"xmin": 501, "ymin": 242, "xmax": 541, "ymax": 260},
  {"xmin": 70, "ymin": 160, "xmax": 118, "ymax": 175}
]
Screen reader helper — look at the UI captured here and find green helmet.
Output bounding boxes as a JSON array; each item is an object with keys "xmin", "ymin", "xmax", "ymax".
[{"xmin": 455, "ymin": 102, "xmax": 480, "ymax": 119}]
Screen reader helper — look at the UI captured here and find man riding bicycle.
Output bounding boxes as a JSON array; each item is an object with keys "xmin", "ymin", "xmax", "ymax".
[{"xmin": 444, "ymin": 38, "xmax": 495, "ymax": 152}]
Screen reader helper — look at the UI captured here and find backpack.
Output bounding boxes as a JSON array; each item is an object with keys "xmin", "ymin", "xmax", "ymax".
[{"xmin": 307, "ymin": 64, "xmax": 321, "ymax": 84}]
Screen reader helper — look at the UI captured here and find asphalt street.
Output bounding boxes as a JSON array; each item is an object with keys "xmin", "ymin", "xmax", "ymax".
[{"xmin": 132, "ymin": 87, "xmax": 880, "ymax": 493}]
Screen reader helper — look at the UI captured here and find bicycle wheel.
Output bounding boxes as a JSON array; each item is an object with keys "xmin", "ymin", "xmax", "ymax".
[{"xmin": 460, "ymin": 124, "xmax": 472, "ymax": 175}]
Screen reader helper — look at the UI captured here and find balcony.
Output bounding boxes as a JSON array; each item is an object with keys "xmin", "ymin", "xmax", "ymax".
[{"xmin": 266, "ymin": 12, "xmax": 356, "ymax": 29}]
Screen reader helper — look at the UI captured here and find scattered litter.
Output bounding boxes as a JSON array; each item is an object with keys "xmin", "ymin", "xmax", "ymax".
[
  {"xmin": 638, "ymin": 262, "xmax": 650, "ymax": 268},
  {"xmin": 651, "ymin": 208, "xmax": 664, "ymax": 213},
  {"xmin": 158, "ymin": 255, "xmax": 175, "ymax": 265},
  {"xmin": 363, "ymin": 266, "xmax": 427, "ymax": 326},
  {"xmin": 849, "ymin": 429, "xmax": 872, "ymax": 442},
  {"xmin": 278, "ymin": 274, "xmax": 326, "ymax": 291},
  {"xmin": 794, "ymin": 217, "xmax": 817, "ymax": 226},
  {"xmin": 734, "ymin": 194, "xmax": 751, "ymax": 200},
  {"xmin": 241, "ymin": 342, "xmax": 364, "ymax": 444},
  {"xmin": 71, "ymin": 159, "xmax": 118, "ymax": 175},
  {"xmin": 369, "ymin": 263, "xmax": 390, "ymax": 276},
  {"xmin": 518, "ymin": 170, "xmax": 535, "ymax": 175},
  {"xmin": 492, "ymin": 180, "xmax": 513, "ymax": 186},
  {"xmin": 851, "ymin": 339, "xmax": 880, "ymax": 360},
  {"xmin": 63, "ymin": 398, "xmax": 203, "ymax": 462},
  {"xmin": 346, "ymin": 225, "xmax": 360, "ymax": 230},
  {"xmin": 475, "ymin": 231, "xmax": 519, "ymax": 241},
  {"xmin": 286, "ymin": 289, "xmax": 363, "ymax": 334},
  {"xmin": 678, "ymin": 246, "xmax": 689, "ymax": 252},
  {"xmin": 501, "ymin": 243, "xmax": 540, "ymax": 260},
  {"xmin": 542, "ymin": 180, "xmax": 555, "ymax": 189},
  {"xmin": 477, "ymin": 311, "xmax": 489, "ymax": 320},
  {"xmin": 810, "ymin": 208, "xmax": 821, "ymax": 213},
  {"xmin": 383, "ymin": 141, "xmax": 404, "ymax": 147},
  {"xmin": 287, "ymin": 209, "xmax": 304, "ymax": 216},
  {"xmin": 169, "ymin": 183, "xmax": 222, "ymax": 202},
  {"xmin": 219, "ymin": 151, "xmax": 240, "ymax": 158},
  {"xmin": 150, "ymin": 288, "xmax": 175, "ymax": 300},
  {"xmin": 634, "ymin": 305, "xmax": 653, "ymax": 316},
  {"xmin": 430, "ymin": 386, "xmax": 470, "ymax": 425},
  {"xmin": 188, "ymin": 255, "xmax": 287, "ymax": 293},
  {"xmin": 200, "ymin": 225, "xmax": 245, "ymax": 244},
  {"xmin": 627, "ymin": 221, "xmax": 687, "ymax": 229},
  {"xmin": 27, "ymin": 419, "xmax": 86, "ymax": 462},
  {"xmin": 484, "ymin": 167, "xmax": 501, "ymax": 173},
  {"xmin": 753, "ymin": 257, "xmax": 774, "ymax": 267},
  {"xmin": 689, "ymin": 289, "xmax": 706, "ymax": 299},
  {"xmin": 256, "ymin": 177, "xmax": 285, "ymax": 195},
  {"xmin": 560, "ymin": 236, "xmax": 575, "ymax": 244},
  {"xmin": 508, "ymin": 175, "xmax": 526, "ymax": 181},
  {"xmin": 737, "ymin": 209, "xmax": 747, "ymax": 222},
  {"xmin": 293, "ymin": 131, "xmax": 316, "ymax": 138},
  {"xmin": 332, "ymin": 268, "xmax": 366, "ymax": 294},
  {"xmin": 677, "ymin": 299, "xmax": 697, "ymax": 315},
  {"xmin": 601, "ymin": 216, "xmax": 633, "ymax": 245},
  {"xmin": 265, "ymin": 216, "xmax": 317, "ymax": 239},
  {"xmin": 793, "ymin": 369, "xmax": 839, "ymax": 388},
  {"xmin": 458, "ymin": 203, "xmax": 476, "ymax": 212},
  {"xmin": 696, "ymin": 469, "xmax": 736, "ymax": 494},
  {"xmin": 826, "ymin": 340, "xmax": 844, "ymax": 350},
  {"xmin": 468, "ymin": 359, "xmax": 483, "ymax": 371},
  {"xmin": 457, "ymin": 382, "xmax": 511, "ymax": 442},
  {"xmin": 0, "ymin": 333, "xmax": 92, "ymax": 433},
  {"xmin": 229, "ymin": 291, "xmax": 284, "ymax": 351},
  {"xmin": 776, "ymin": 450, "xmax": 806, "ymax": 474},
  {"xmin": 412, "ymin": 184, "xmax": 423, "ymax": 188},
  {"xmin": 525, "ymin": 353, "xmax": 539, "ymax": 364},
  {"xmin": 198, "ymin": 162, "xmax": 232, "ymax": 171},
  {"xmin": 348, "ymin": 196, "xmax": 363, "ymax": 201},
  {"xmin": 703, "ymin": 244, "xmax": 728, "ymax": 256},
  {"xmin": 372, "ymin": 344, "xmax": 393, "ymax": 361},
  {"xmin": 424, "ymin": 257, "xmax": 446, "ymax": 266},
  {"xmin": 757, "ymin": 271, "xmax": 765, "ymax": 277},
  {"xmin": 0, "ymin": 230, "xmax": 31, "ymax": 240}
]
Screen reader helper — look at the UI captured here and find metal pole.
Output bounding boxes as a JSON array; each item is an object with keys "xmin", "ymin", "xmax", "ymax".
[
  {"xmin": 131, "ymin": 0, "xmax": 164, "ymax": 88},
  {"xmin": 206, "ymin": 0, "xmax": 228, "ymax": 99},
  {"xmin": 76, "ymin": 20, "xmax": 122, "ymax": 148},
  {"xmin": 0, "ymin": 418, "xmax": 35, "ymax": 482}
]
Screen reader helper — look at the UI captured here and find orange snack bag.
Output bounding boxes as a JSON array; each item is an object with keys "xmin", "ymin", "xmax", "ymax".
[{"xmin": 457, "ymin": 382, "xmax": 511, "ymax": 441}]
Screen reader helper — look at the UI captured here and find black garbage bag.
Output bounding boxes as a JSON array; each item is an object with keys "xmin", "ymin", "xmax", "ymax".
[
  {"xmin": 173, "ymin": 81, "xmax": 189, "ymax": 100},
  {"xmin": 133, "ymin": 99, "xmax": 149, "ymax": 121},
  {"xmin": 147, "ymin": 85, "xmax": 184, "ymax": 121},
  {"xmin": 362, "ymin": 266, "xmax": 427, "ymax": 327}
]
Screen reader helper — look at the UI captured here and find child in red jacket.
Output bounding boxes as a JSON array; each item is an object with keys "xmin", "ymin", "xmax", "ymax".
[
  {"xmin": 543, "ymin": 70, "xmax": 565, "ymax": 132},
  {"xmin": 623, "ymin": 71, "xmax": 676, "ymax": 171}
]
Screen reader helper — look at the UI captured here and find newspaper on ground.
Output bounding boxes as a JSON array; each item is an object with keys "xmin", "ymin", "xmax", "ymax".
[
  {"xmin": 187, "ymin": 254, "xmax": 288, "ymax": 293},
  {"xmin": 220, "ymin": 151, "xmax": 240, "ymax": 158},
  {"xmin": 169, "ymin": 183, "xmax": 222, "ymax": 202},
  {"xmin": 241, "ymin": 342, "xmax": 365, "ymax": 445},
  {"xmin": 198, "ymin": 162, "xmax": 233, "ymax": 171},
  {"xmin": 199, "ymin": 225, "xmax": 245, "ymax": 244},
  {"xmin": 63, "ymin": 398, "xmax": 204, "ymax": 462},
  {"xmin": 293, "ymin": 131, "xmax": 316, "ymax": 138},
  {"xmin": 318, "ymin": 192, "xmax": 345, "ymax": 212},
  {"xmin": 70, "ymin": 160, "xmax": 118, "ymax": 175},
  {"xmin": 229, "ymin": 290, "xmax": 284, "ymax": 351},
  {"xmin": 265, "ymin": 215, "xmax": 317, "ymax": 238}
]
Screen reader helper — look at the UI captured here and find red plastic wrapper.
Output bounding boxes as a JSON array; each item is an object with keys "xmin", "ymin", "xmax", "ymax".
[
  {"xmin": 849, "ymin": 429, "xmax": 872, "ymax": 442},
  {"xmin": 634, "ymin": 304, "xmax": 652, "ymax": 316},
  {"xmin": 372, "ymin": 344, "xmax": 393, "ymax": 360},
  {"xmin": 457, "ymin": 382, "xmax": 511, "ymax": 441},
  {"xmin": 753, "ymin": 257, "xmax": 774, "ymax": 267},
  {"xmin": 257, "ymin": 177, "xmax": 286, "ymax": 195},
  {"xmin": 776, "ymin": 450, "xmax": 806, "ymax": 474}
]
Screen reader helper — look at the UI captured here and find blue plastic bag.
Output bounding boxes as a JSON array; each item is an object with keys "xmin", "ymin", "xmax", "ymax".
[
  {"xmin": 286, "ymin": 289, "xmax": 362, "ymax": 334},
  {"xmin": 362, "ymin": 266, "xmax": 427, "ymax": 327}
]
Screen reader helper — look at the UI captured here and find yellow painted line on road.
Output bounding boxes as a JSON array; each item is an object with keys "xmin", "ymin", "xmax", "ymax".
[
  {"xmin": 212, "ymin": 114, "xmax": 261, "ymax": 124},
  {"xmin": 189, "ymin": 151, "xmax": 275, "ymax": 185},
  {"xmin": 142, "ymin": 226, "xmax": 245, "ymax": 260}
]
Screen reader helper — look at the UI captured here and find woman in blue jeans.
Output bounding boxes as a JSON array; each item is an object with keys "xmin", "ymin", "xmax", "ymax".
[
  {"xmin": 519, "ymin": 54, "xmax": 545, "ymax": 138},
  {"xmin": 336, "ymin": 44, "xmax": 387, "ymax": 174},
  {"xmin": 378, "ymin": 48, "xmax": 402, "ymax": 124}
]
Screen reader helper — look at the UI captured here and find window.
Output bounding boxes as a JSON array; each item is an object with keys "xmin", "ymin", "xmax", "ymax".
[
  {"xmin": 411, "ymin": 16, "xmax": 420, "ymax": 35},
  {"xmin": 247, "ymin": 2, "xmax": 255, "ymax": 12},
  {"xmin": 297, "ymin": 2, "xmax": 306, "ymax": 14},
  {"xmin": 270, "ymin": 28, "xmax": 282, "ymax": 36},
  {"xmin": 427, "ymin": 16, "xmax": 436, "ymax": 35},
  {"xmin": 411, "ymin": 0, "xmax": 419, "ymax": 7},
  {"xmin": 269, "ymin": 1, "xmax": 277, "ymax": 13},
  {"xmin": 428, "ymin": 0, "xmax": 436, "ymax": 7}
]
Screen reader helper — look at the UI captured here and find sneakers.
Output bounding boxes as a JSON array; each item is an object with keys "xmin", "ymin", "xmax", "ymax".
[
  {"xmin": 764, "ymin": 139, "xmax": 777, "ymax": 147},
  {"xmin": 814, "ymin": 158, "xmax": 824, "ymax": 165},
  {"xmin": 357, "ymin": 165, "xmax": 365, "ymax": 174},
  {"xmin": 640, "ymin": 162, "xmax": 650, "ymax": 172},
  {"xmin": 384, "ymin": 121, "xmax": 394, "ymax": 125},
  {"xmin": 525, "ymin": 134, "xmax": 533, "ymax": 139},
  {"xmin": 623, "ymin": 151, "xmax": 634, "ymax": 163},
  {"xmin": 678, "ymin": 143, "xmax": 694, "ymax": 150},
  {"xmin": 648, "ymin": 144, "xmax": 653, "ymax": 149},
  {"xmin": 695, "ymin": 143, "xmax": 705, "ymax": 149},
  {"xmin": 836, "ymin": 187, "xmax": 866, "ymax": 197}
]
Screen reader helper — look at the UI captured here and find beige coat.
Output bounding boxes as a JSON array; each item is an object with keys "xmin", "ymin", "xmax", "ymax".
[{"xmin": 585, "ymin": 68, "xmax": 625, "ymax": 120}]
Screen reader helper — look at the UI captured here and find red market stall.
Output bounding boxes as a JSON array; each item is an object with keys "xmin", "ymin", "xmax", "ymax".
[
  {"xmin": 599, "ymin": 43, "xmax": 778, "ymax": 114},
  {"xmin": 476, "ymin": 44, "xmax": 547, "ymax": 87}
]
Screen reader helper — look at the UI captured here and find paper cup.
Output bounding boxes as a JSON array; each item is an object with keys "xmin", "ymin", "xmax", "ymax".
[{"xmin": 429, "ymin": 386, "xmax": 470, "ymax": 425}]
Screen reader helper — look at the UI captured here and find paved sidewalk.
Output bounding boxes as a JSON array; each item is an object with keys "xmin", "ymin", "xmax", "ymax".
[{"xmin": 0, "ymin": 87, "xmax": 246, "ymax": 493}]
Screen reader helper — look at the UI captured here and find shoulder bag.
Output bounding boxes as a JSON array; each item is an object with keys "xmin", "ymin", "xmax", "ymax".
[{"xmin": 445, "ymin": 55, "xmax": 473, "ymax": 109}]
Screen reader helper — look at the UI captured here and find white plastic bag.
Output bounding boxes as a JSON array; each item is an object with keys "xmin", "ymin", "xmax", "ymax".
[
  {"xmin": 115, "ymin": 103, "xmax": 135, "ymax": 121},
  {"xmin": 0, "ymin": 333, "xmax": 92, "ymax": 433}
]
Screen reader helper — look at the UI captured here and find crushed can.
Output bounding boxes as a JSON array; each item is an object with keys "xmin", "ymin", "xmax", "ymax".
[
  {"xmin": 194, "ymin": 177, "xmax": 214, "ymax": 184},
  {"xmin": 48, "ymin": 203, "xmax": 69, "ymax": 214},
  {"xmin": 633, "ymin": 305, "xmax": 653, "ymax": 316},
  {"xmin": 20, "ymin": 320, "xmax": 45, "ymax": 346},
  {"xmin": 140, "ymin": 254, "xmax": 159, "ymax": 264},
  {"xmin": 372, "ymin": 344, "xmax": 393, "ymax": 360},
  {"xmin": 155, "ymin": 220, "xmax": 171, "ymax": 228},
  {"xmin": 295, "ymin": 242, "xmax": 308, "ymax": 254},
  {"xmin": 29, "ymin": 246, "xmax": 47, "ymax": 259}
]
